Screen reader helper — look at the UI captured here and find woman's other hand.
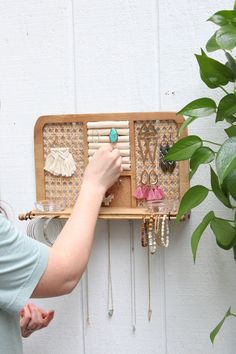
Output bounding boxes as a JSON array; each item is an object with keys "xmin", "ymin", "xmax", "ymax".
[{"xmin": 20, "ymin": 303, "xmax": 54, "ymax": 338}]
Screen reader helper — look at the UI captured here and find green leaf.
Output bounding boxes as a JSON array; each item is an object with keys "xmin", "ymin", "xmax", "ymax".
[
  {"xmin": 216, "ymin": 137, "xmax": 236, "ymax": 183},
  {"xmin": 208, "ymin": 10, "xmax": 236, "ymax": 26},
  {"xmin": 224, "ymin": 168, "xmax": 236, "ymax": 200},
  {"xmin": 210, "ymin": 167, "xmax": 232, "ymax": 208},
  {"xmin": 210, "ymin": 308, "xmax": 236, "ymax": 344},
  {"xmin": 210, "ymin": 217, "xmax": 236, "ymax": 249},
  {"xmin": 177, "ymin": 98, "xmax": 216, "ymax": 135},
  {"xmin": 221, "ymin": 177, "xmax": 230, "ymax": 198},
  {"xmin": 191, "ymin": 211, "xmax": 215, "ymax": 262},
  {"xmin": 200, "ymin": 48, "xmax": 207, "ymax": 57},
  {"xmin": 195, "ymin": 52, "xmax": 234, "ymax": 89},
  {"xmin": 216, "ymin": 94, "xmax": 236, "ymax": 122},
  {"xmin": 178, "ymin": 116, "xmax": 197, "ymax": 136},
  {"xmin": 190, "ymin": 147, "xmax": 215, "ymax": 178},
  {"xmin": 177, "ymin": 98, "xmax": 217, "ymax": 117},
  {"xmin": 176, "ymin": 185, "xmax": 209, "ymax": 222},
  {"xmin": 206, "ymin": 32, "xmax": 221, "ymax": 52},
  {"xmin": 225, "ymin": 115, "xmax": 236, "ymax": 124},
  {"xmin": 225, "ymin": 125, "xmax": 236, "ymax": 137},
  {"xmin": 216, "ymin": 25, "xmax": 236, "ymax": 50},
  {"xmin": 164, "ymin": 136, "xmax": 202, "ymax": 161},
  {"xmin": 225, "ymin": 52, "xmax": 236, "ymax": 79}
]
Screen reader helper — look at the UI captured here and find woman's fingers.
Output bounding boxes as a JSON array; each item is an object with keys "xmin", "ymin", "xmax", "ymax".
[
  {"xmin": 83, "ymin": 144, "xmax": 122, "ymax": 192},
  {"xmin": 20, "ymin": 304, "xmax": 32, "ymax": 338},
  {"xmin": 42, "ymin": 310, "xmax": 55, "ymax": 327},
  {"xmin": 20, "ymin": 303, "xmax": 55, "ymax": 337}
]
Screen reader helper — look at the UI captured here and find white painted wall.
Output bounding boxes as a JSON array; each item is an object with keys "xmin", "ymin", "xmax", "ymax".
[{"xmin": 0, "ymin": 1, "xmax": 236, "ymax": 353}]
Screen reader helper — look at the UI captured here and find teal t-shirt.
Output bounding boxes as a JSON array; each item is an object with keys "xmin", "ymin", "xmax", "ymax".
[{"xmin": 0, "ymin": 215, "xmax": 49, "ymax": 354}]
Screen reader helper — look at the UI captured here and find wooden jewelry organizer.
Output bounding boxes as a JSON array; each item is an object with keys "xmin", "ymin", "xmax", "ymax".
[{"xmin": 19, "ymin": 112, "xmax": 189, "ymax": 221}]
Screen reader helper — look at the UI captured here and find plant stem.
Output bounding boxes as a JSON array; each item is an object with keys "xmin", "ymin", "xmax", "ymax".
[
  {"xmin": 233, "ymin": 245, "xmax": 236, "ymax": 261},
  {"xmin": 203, "ymin": 140, "xmax": 221, "ymax": 146},
  {"xmin": 219, "ymin": 86, "xmax": 229, "ymax": 95}
]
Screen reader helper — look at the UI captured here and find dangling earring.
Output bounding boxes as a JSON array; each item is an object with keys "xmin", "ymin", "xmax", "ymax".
[
  {"xmin": 159, "ymin": 135, "xmax": 176, "ymax": 174},
  {"xmin": 159, "ymin": 139, "xmax": 169, "ymax": 173},
  {"xmin": 166, "ymin": 134, "xmax": 176, "ymax": 173},
  {"xmin": 133, "ymin": 170, "xmax": 149, "ymax": 200},
  {"xmin": 146, "ymin": 170, "xmax": 165, "ymax": 201}
]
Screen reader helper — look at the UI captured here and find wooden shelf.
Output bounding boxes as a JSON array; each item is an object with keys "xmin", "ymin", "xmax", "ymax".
[{"xmin": 18, "ymin": 207, "xmax": 190, "ymax": 221}]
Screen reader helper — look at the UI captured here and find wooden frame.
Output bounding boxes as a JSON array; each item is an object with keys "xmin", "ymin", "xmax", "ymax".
[{"xmin": 19, "ymin": 112, "xmax": 189, "ymax": 220}]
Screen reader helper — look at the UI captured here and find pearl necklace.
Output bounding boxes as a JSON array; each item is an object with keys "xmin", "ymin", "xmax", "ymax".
[{"xmin": 160, "ymin": 214, "xmax": 169, "ymax": 248}]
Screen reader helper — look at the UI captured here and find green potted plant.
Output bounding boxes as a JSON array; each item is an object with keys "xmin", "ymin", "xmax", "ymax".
[{"xmin": 165, "ymin": 0, "xmax": 236, "ymax": 343}]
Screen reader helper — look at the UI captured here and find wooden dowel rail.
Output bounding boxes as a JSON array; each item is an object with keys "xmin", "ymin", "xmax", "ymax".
[{"xmin": 19, "ymin": 207, "xmax": 190, "ymax": 221}]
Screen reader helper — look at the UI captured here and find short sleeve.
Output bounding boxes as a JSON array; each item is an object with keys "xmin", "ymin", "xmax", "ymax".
[{"xmin": 0, "ymin": 215, "xmax": 49, "ymax": 315}]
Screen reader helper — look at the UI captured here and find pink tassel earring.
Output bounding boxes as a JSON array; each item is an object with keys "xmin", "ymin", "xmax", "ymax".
[
  {"xmin": 146, "ymin": 170, "xmax": 165, "ymax": 201},
  {"xmin": 133, "ymin": 170, "xmax": 149, "ymax": 200}
]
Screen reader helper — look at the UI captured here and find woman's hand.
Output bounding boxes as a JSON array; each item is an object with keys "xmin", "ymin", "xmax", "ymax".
[
  {"xmin": 20, "ymin": 303, "xmax": 54, "ymax": 338},
  {"xmin": 83, "ymin": 144, "xmax": 122, "ymax": 194}
]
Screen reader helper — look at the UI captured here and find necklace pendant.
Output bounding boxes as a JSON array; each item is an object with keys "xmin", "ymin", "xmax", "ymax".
[
  {"xmin": 108, "ymin": 309, "xmax": 114, "ymax": 317},
  {"xmin": 148, "ymin": 309, "xmax": 152, "ymax": 321}
]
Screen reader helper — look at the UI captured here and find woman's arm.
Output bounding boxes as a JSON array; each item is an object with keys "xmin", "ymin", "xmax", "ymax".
[{"xmin": 32, "ymin": 145, "xmax": 122, "ymax": 297}]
